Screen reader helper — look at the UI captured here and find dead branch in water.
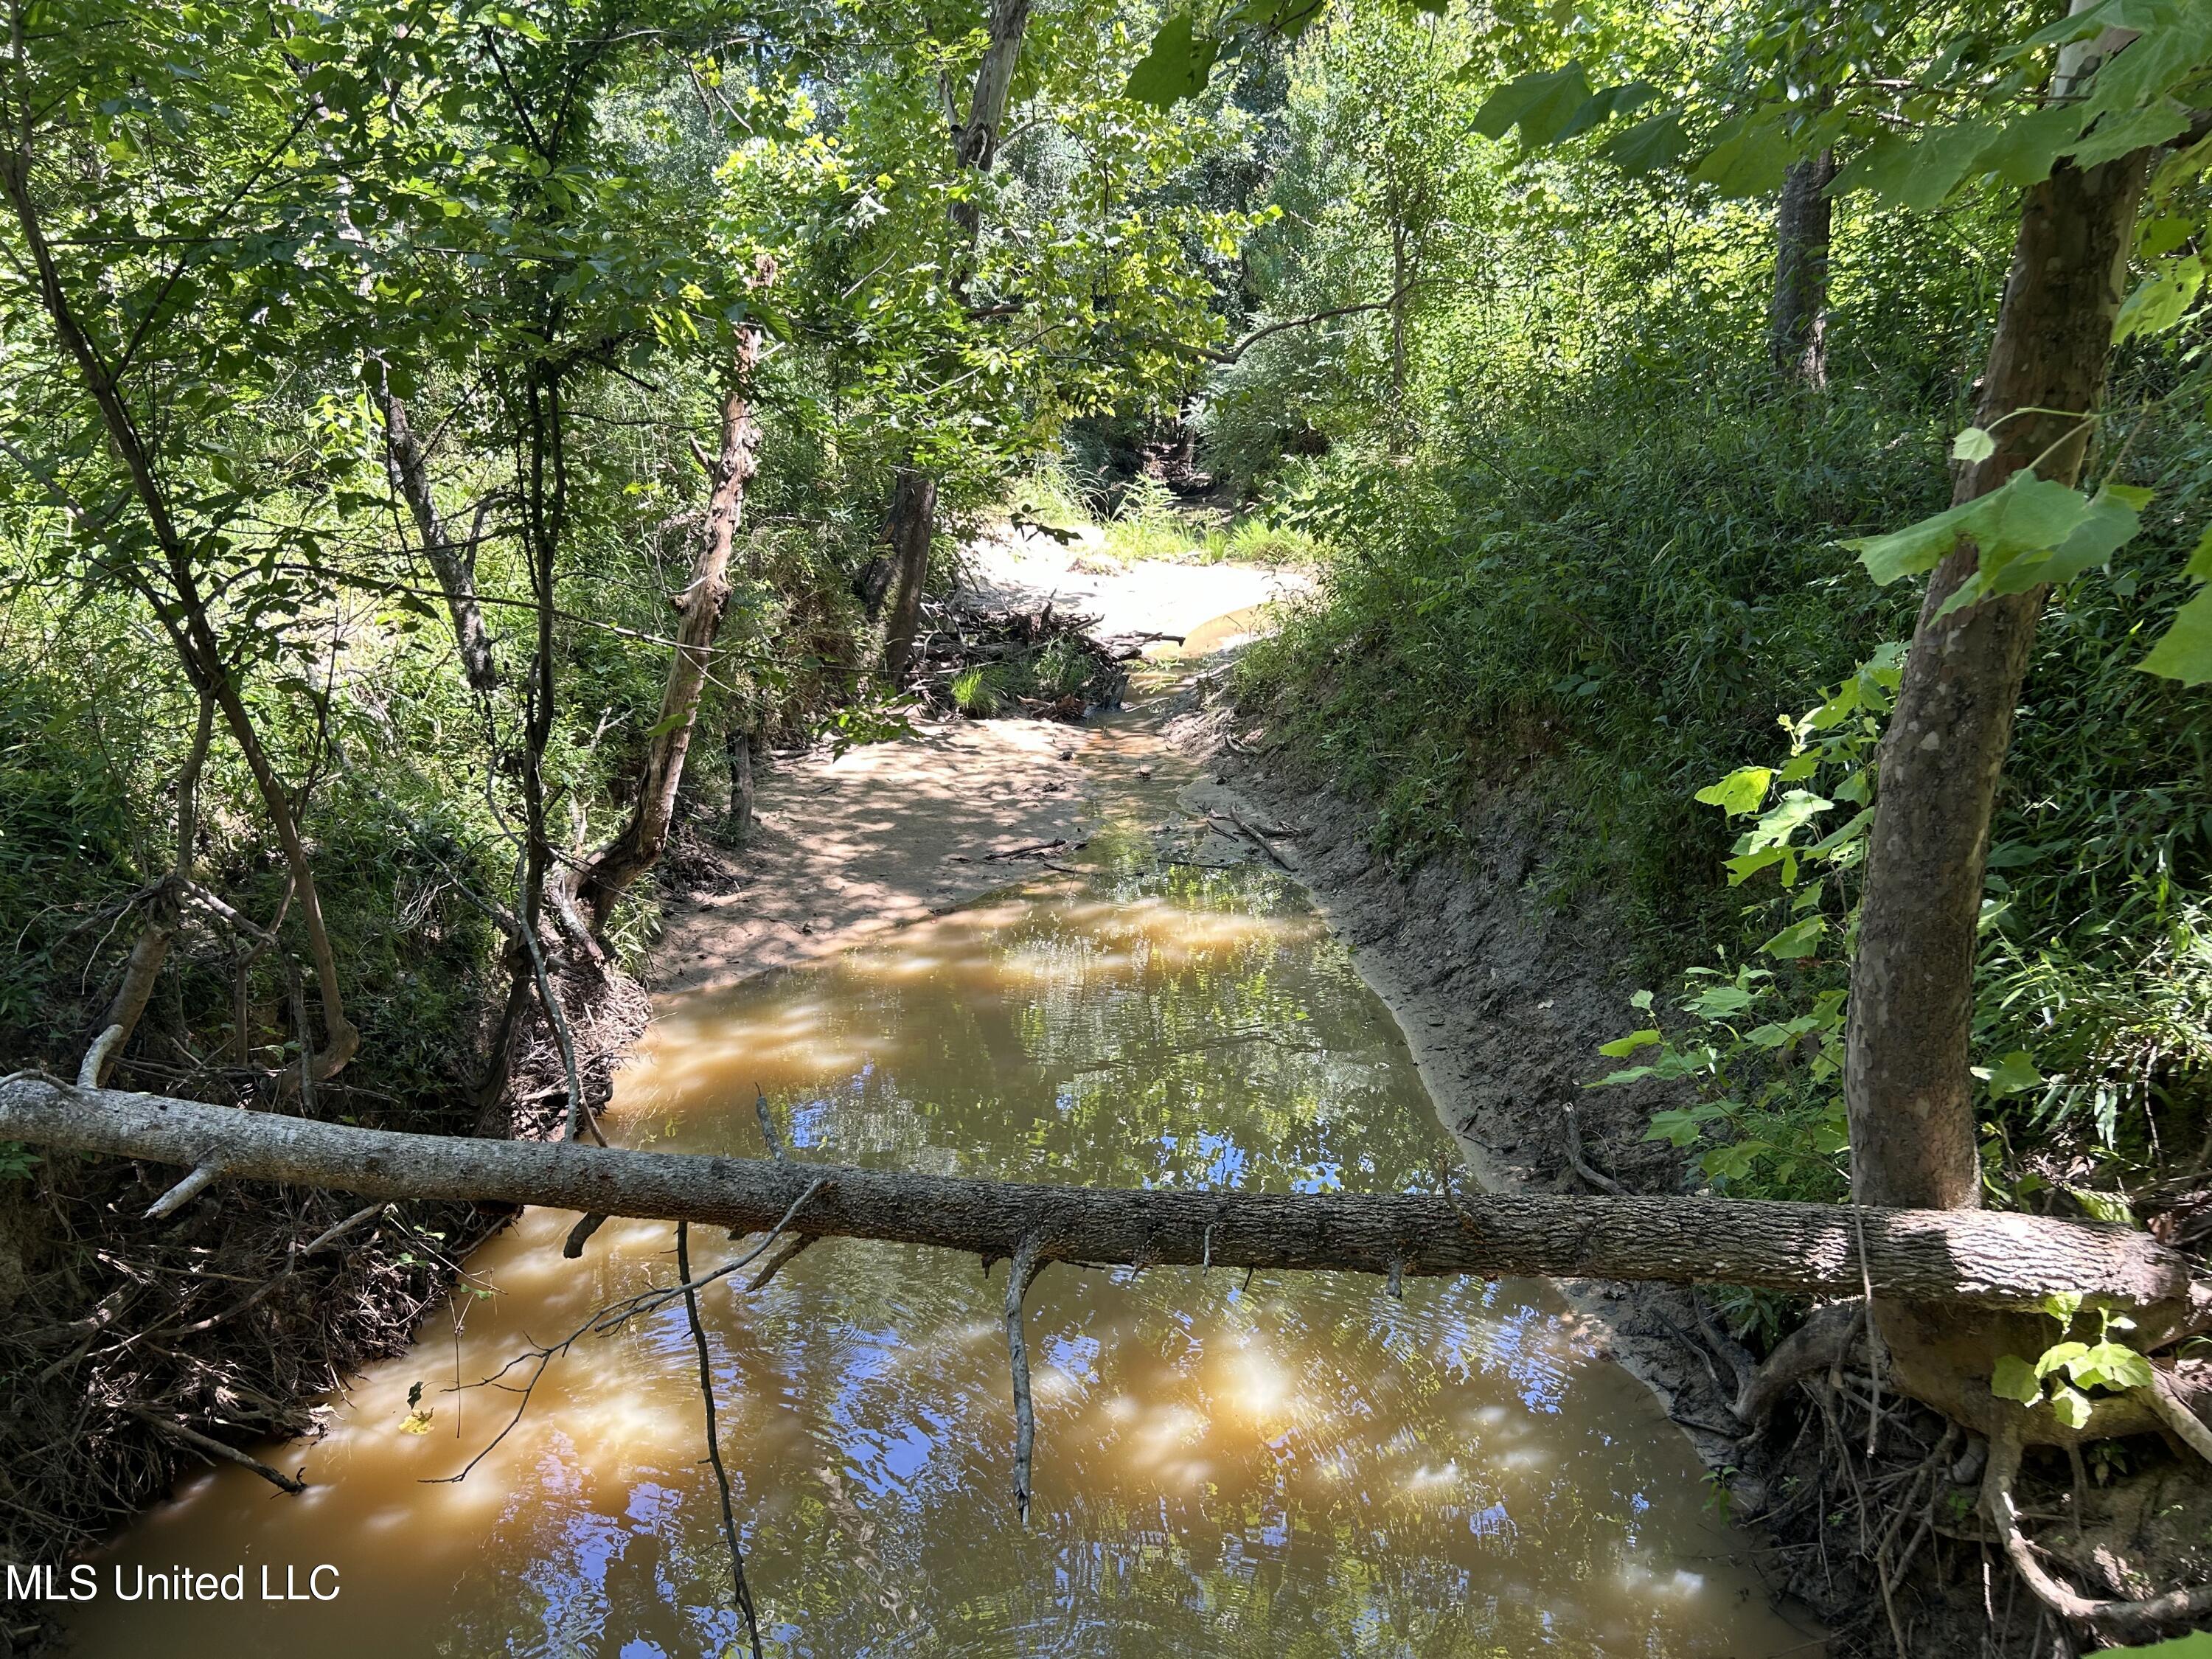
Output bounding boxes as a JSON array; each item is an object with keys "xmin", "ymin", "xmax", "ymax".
[
  {"xmin": 1003, "ymin": 1234, "xmax": 1049, "ymax": 1522},
  {"xmin": 678, "ymin": 1221, "xmax": 766, "ymax": 1659}
]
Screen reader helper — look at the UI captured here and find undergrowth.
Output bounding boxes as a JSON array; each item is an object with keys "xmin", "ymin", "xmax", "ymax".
[{"xmin": 1235, "ymin": 361, "xmax": 2212, "ymax": 1211}]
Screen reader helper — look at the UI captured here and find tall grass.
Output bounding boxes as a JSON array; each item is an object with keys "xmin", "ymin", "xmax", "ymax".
[{"xmin": 1235, "ymin": 361, "xmax": 2211, "ymax": 1171}]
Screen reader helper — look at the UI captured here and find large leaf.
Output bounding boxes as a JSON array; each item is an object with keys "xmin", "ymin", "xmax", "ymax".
[
  {"xmin": 1553, "ymin": 81, "xmax": 1658, "ymax": 145},
  {"xmin": 1601, "ymin": 108, "xmax": 1692, "ymax": 175},
  {"xmin": 1991, "ymin": 1354, "xmax": 2041, "ymax": 1404},
  {"xmin": 1941, "ymin": 483, "xmax": 2151, "ymax": 613},
  {"xmin": 1759, "ymin": 916, "xmax": 1825, "ymax": 960},
  {"xmin": 1880, "ymin": 120, "xmax": 2000, "ymax": 213},
  {"xmin": 2109, "ymin": 1630, "xmax": 2212, "ymax": 1655},
  {"xmin": 1847, "ymin": 473, "xmax": 2099, "ymax": 587},
  {"xmin": 2086, "ymin": 10, "xmax": 2212, "ymax": 119},
  {"xmin": 1694, "ymin": 765, "xmax": 1772, "ymax": 816},
  {"xmin": 2138, "ymin": 584, "xmax": 2212, "ymax": 685},
  {"xmin": 2070, "ymin": 98, "xmax": 2194, "ymax": 170},
  {"xmin": 1982, "ymin": 103, "xmax": 2093, "ymax": 188},
  {"xmin": 1691, "ymin": 117, "xmax": 1788, "ymax": 198},
  {"xmin": 1472, "ymin": 63, "xmax": 1594, "ymax": 147},
  {"xmin": 2115, "ymin": 251, "xmax": 2205, "ymax": 341},
  {"xmin": 1845, "ymin": 495, "xmax": 1982, "ymax": 585},
  {"xmin": 1124, "ymin": 14, "xmax": 1219, "ymax": 109}
]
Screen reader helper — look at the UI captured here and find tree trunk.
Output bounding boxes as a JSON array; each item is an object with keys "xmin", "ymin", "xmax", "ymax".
[
  {"xmin": 5, "ymin": 1077, "xmax": 2200, "ymax": 1321},
  {"xmin": 1767, "ymin": 149, "xmax": 1835, "ymax": 387},
  {"xmin": 726, "ymin": 725, "xmax": 756, "ymax": 844},
  {"xmin": 562, "ymin": 335, "xmax": 765, "ymax": 933},
  {"xmin": 368, "ymin": 364, "xmax": 499, "ymax": 692},
  {"xmin": 1844, "ymin": 147, "xmax": 2149, "ymax": 1211},
  {"xmin": 880, "ymin": 467, "xmax": 937, "ymax": 680},
  {"xmin": 883, "ymin": 0, "xmax": 1034, "ymax": 675},
  {"xmin": 0, "ymin": 149, "xmax": 358, "ymax": 1085},
  {"xmin": 948, "ymin": 0, "xmax": 1034, "ymax": 238}
]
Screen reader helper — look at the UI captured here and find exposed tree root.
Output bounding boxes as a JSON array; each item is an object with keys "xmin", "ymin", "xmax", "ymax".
[
  {"xmin": 1736, "ymin": 1300, "xmax": 1867, "ymax": 1425},
  {"xmin": 1982, "ymin": 1417, "xmax": 2212, "ymax": 1641}
]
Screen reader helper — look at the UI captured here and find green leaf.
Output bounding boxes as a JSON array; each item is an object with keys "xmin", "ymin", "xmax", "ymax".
[
  {"xmin": 2105, "ymin": 1627, "xmax": 2212, "ymax": 1656},
  {"xmin": 2138, "ymin": 584, "xmax": 2212, "ymax": 686},
  {"xmin": 1845, "ymin": 496, "xmax": 1981, "ymax": 585},
  {"xmin": 1969, "ymin": 475, "xmax": 2101, "ymax": 560},
  {"xmin": 1691, "ymin": 117, "xmax": 1787, "ymax": 198},
  {"xmin": 2037, "ymin": 1339, "xmax": 2092, "ymax": 1378},
  {"xmin": 2115, "ymin": 252, "xmax": 2205, "ymax": 342},
  {"xmin": 1552, "ymin": 82, "xmax": 1658, "ymax": 144},
  {"xmin": 1851, "ymin": 473, "xmax": 2101, "ymax": 588},
  {"xmin": 1981, "ymin": 1049, "xmax": 2046, "ymax": 1099},
  {"xmin": 1759, "ymin": 916, "xmax": 1825, "ymax": 959},
  {"xmin": 1952, "ymin": 427, "xmax": 1997, "ymax": 462},
  {"xmin": 1124, "ymin": 15, "xmax": 1219, "ymax": 110},
  {"xmin": 2065, "ymin": 1185, "xmax": 2139, "ymax": 1227},
  {"xmin": 1991, "ymin": 1354, "xmax": 2042, "ymax": 1404},
  {"xmin": 2069, "ymin": 98, "xmax": 2194, "ymax": 170},
  {"xmin": 1893, "ymin": 120, "xmax": 2000, "ymax": 213},
  {"xmin": 1998, "ymin": 0, "xmax": 2120, "ymax": 61},
  {"xmin": 2085, "ymin": 13, "xmax": 2212, "ymax": 119},
  {"xmin": 1832, "ymin": 131, "xmax": 1916, "ymax": 202},
  {"xmin": 2067, "ymin": 1340, "xmax": 2154, "ymax": 1392},
  {"xmin": 1600, "ymin": 108, "xmax": 1691, "ymax": 174},
  {"xmin": 1596, "ymin": 1065, "xmax": 1659, "ymax": 1086},
  {"xmin": 1645, "ymin": 1107, "xmax": 1710, "ymax": 1147},
  {"xmin": 1997, "ymin": 484, "xmax": 2150, "ymax": 591},
  {"xmin": 1600, "ymin": 1028, "xmax": 1663, "ymax": 1058},
  {"xmin": 2048, "ymin": 1382, "xmax": 2094, "ymax": 1428},
  {"xmin": 1694, "ymin": 765, "xmax": 1772, "ymax": 816},
  {"xmin": 1743, "ymin": 790, "xmax": 1834, "ymax": 850},
  {"xmin": 1981, "ymin": 103, "xmax": 2093, "ymax": 188},
  {"xmin": 2187, "ymin": 524, "xmax": 2212, "ymax": 581},
  {"xmin": 1689, "ymin": 982, "xmax": 1756, "ymax": 1019},
  {"xmin": 1472, "ymin": 63, "xmax": 1594, "ymax": 147}
]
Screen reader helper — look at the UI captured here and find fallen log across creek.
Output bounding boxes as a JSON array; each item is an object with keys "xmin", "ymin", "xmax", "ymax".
[{"xmin": 3, "ymin": 1074, "xmax": 2205, "ymax": 1319}]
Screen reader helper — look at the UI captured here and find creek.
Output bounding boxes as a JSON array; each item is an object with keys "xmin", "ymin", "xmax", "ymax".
[{"xmin": 69, "ymin": 670, "xmax": 1819, "ymax": 1658}]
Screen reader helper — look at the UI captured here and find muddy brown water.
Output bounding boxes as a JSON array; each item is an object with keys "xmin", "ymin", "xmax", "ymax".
[{"xmin": 68, "ymin": 697, "xmax": 1820, "ymax": 1658}]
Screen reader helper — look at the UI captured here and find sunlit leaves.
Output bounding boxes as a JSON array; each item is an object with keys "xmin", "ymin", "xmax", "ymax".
[
  {"xmin": 1843, "ymin": 474, "xmax": 2138, "ymax": 591},
  {"xmin": 1687, "ymin": 116, "xmax": 1787, "ymax": 197},
  {"xmin": 1694, "ymin": 766, "xmax": 1772, "ymax": 817},
  {"xmin": 2116, "ymin": 251, "xmax": 2205, "ymax": 341},
  {"xmin": 1952, "ymin": 426, "xmax": 1996, "ymax": 462}
]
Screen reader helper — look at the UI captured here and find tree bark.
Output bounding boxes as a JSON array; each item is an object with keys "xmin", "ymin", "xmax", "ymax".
[
  {"xmin": 368, "ymin": 364, "xmax": 499, "ymax": 692},
  {"xmin": 880, "ymin": 467, "xmax": 938, "ymax": 680},
  {"xmin": 563, "ymin": 329, "xmax": 765, "ymax": 933},
  {"xmin": 1843, "ymin": 139, "xmax": 2149, "ymax": 1213},
  {"xmin": 725, "ymin": 725, "xmax": 756, "ymax": 843},
  {"xmin": 1768, "ymin": 149, "xmax": 1835, "ymax": 387},
  {"xmin": 949, "ymin": 0, "xmax": 1034, "ymax": 237},
  {"xmin": 882, "ymin": 0, "xmax": 1033, "ymax": 676},
  {"xmin": 4, "ymin": 1077, "xmax": 2202, "ymax": 1320}
]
